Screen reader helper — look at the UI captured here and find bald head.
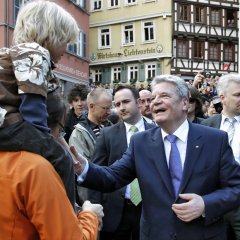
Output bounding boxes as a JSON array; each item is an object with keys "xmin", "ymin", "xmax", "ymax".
[
  {"xmin": 139, "ymin": 89, "xmax": 153, "ymax": 119},
  {"xmin": 139, "ymin": 89, "xmax": 151, "ymax": 99},
  {"xmin": 87, "ymin": 87, "xmax": 112, "ymax": 125}
]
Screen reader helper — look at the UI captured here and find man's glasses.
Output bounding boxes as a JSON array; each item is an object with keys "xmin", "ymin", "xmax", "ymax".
[{"xmin": 95, "ymin": 104, "xmax": 112, "ymax": 111}]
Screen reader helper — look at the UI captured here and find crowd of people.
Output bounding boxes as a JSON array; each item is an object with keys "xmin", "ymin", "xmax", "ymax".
[
  {"xmin": 0, "ymin": 1, "xmax": 240, "ymax": 240},
  {"xmin": 71, "ymin": 74, "xmax": 240, "ymax": 240}
]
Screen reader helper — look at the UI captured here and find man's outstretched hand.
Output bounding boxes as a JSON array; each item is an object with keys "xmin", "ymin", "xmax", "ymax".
[{"xmin": 70, "ymin": 145, "xmax": 87, "ymax": 176}]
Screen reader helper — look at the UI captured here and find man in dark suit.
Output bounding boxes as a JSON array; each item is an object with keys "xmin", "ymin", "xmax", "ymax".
[
  {"xmin": 73, "ymin": 75, "xmax": 240, "ymax": 240},
  {"xmin": 201, "ymin": 73, "xmax": 240, "ymax": 240},
  {"xmin": 88, "ymin": 85, "xmax": 154, "ymax": 240}
]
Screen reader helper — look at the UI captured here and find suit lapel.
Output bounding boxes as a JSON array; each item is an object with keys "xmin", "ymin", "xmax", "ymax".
[
  {"xmin": 144, "ymin": 120, "xmax": 155, "ymax": 130},
  {"xmin": 213, "ymin": 114, "xmax": 222, "ymax": 129},
  {"xmin": 149, "ymin": 124, "xmax": 204, "ymax": 199},
  {"xmin": 117, "ymin": 122, "xmax": 128, "ymax": 153},
  {"xmin": 151, "ymin": 128, "xmax": 175, "ymax": 197},
  {"xmin": 178, "ymin": 123, "xmax": 203, "ymax": 195}
]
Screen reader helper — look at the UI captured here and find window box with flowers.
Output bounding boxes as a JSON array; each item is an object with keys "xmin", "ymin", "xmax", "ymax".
[
  {"xmin": 113, "ymin": 79, "xmax": 120, "ymax": 84},
  {"xmin": 95, "ymin": 81, "xmax": 101, "ymax": 86},
  {"xmin": 147, "ymin": 77, "xmax": 153, "ymax": 82},
  {"xmin": 130, "ymin": 78, "xmax": 137, "ymax": 83}
]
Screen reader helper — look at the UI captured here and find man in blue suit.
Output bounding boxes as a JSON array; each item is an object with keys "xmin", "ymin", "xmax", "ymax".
[
  {"xmin": 88, "ymin": 85, "xmax": 155, "ymax": 239},
  {"xmin": 73, "ymin": 75, "xmax": 240, "ymax": 240}
]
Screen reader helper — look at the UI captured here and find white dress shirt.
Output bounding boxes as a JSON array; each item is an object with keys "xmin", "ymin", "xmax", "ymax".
[
  {"xmin": 124, "ymin": 118, "xmax": 145, "ymax": 146},
  {"xmin": 161, "ymin": 119, "xmax": 189, "ymax": 169},
  {"xmin": 124, "ymin": 118, "xmax": 145, "ymax": 199},
  {"xmin": 220, "ymin": 114, "xmax": 240, "ymax": 163}
]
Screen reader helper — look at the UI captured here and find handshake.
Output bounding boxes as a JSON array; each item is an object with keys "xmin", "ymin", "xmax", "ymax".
[{"xmin": 70, "ymin": 145, "xmax": 87, "ymax": 176}]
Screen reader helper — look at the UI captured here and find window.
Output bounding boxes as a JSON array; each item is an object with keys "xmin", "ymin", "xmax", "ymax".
[
  {"xmin": 93, "ymin": 0, "xmax": 102, "ymax": 10},
  {"xmin": 112, "ymin": 66, "xmax": 121, "ymax": 82},
  {"xmin": 211, "ymin": 8, "xmax": 221, "ymax": 26},
  {"xmin": 177, "ymin": 40, "xmax": 189, "ymax": 58},
  {"xmin": 145, "ymin": 64, "xmax": 156, "ymax": 80},
  {"xmin": 71, "ymin": 0, "xmax": 86, "ymax": 9},
  {"xmin": 109, "ymin": 0, "xmax": 119, "ymax": 7},
  {"xmin": 226, "ymin": 9, "xmax": 236, "ymax": 28},
  {"xmin": 195, "ymin": 6, "xmax": 205, "ymax": 24},
  {"xmin": 193, "ymin": 41, "xmax": 204, "ymax": 59},
  {"xmin": 224, "ymin": 44, "xmax": 234, "ymax": 62},
  {"xmin": 209, "ymin": 43, "xmax": 220, "ymax": 60},
  {"xmin": 128, "ymin": 65, "xmax": 138, "ymax": 81},
  {"xmin": 14, "ymin": 0, "xmax": 30, "ymax": 23},
  {"xmin": 67, "ymin": 30, "xmax": 86, "ymax": 58},
  {"xmin": 79, "ymin": 31, "xmax": 86, "ymax": 58},
  {"xmin": 125, "ymin": 0, "xmax": 136, "ymax": 4},
  {"xmin": 99, "ymin": 28, "xmax": 111, "ymax": 48},
  {"xmin": 143, "ymin": 21, "xmax": 155, "ymax": 42},
  {"xmin": 123, "ymin": 24, "xmax": 134, "ymax": 44},
  {"xmin": 95, "ymin": 69, "xmax": 102, "ymax": 83},
  {"xmin": 179, "ymin": 4, "xmax": 189, "ymax": 22}
]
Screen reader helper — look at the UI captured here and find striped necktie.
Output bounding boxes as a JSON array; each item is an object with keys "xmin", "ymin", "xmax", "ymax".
[
  {"xmin": 226, "ymin": 118, "xmax": 236, "ymax": 144},
  {"xmin": 93, "ymin": 125, "xmax": 103, "ymax": 137},
  {"xmin": 129, "ymin": 125, "xmax": 138, "ymax": 133}
]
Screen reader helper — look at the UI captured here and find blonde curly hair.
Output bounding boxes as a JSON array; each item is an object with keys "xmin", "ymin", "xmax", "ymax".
[{"xmin": 13, "ymin": 0, "xmax": 78, "ymax": 55}]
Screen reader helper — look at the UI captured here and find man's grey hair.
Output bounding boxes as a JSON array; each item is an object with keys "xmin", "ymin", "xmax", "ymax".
[
  {"xmin": 87, "ymin": 87, "xmax": 112, "ymax": 104},
  {"xmin": 217, "ymin": 74, "xmax": 240, "ymax": 96},
  {"xmin": 151, "ymin": 75, "xmax": 189, "ymax": 98}
]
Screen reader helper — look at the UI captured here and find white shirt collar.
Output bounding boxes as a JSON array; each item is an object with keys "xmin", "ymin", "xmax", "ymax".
[
  {"xmin": 124, "ymin": 118, "xmax": 145, "ymax": 133},
  {"xmin": 222, "ymin": 114, "xmax": 240, "ymax": 124},
  {"xmin": 161, "ymin": 119, "xmax": 189, "ymax": 143}
]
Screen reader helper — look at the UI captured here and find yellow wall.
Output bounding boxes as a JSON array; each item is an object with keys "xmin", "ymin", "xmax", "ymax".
[
  {"xmin": 90, "ymin": 0, "xmax": 172, "ymax": 76},
  {"xmin": 90, "ymin": 1, "xmax": 171, "ymax": 24}
]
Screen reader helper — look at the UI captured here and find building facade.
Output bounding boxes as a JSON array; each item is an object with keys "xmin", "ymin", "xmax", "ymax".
[
  {"xmin": 172, "ymin": 0, "xmax": 239, "ymax": 79},
  {"xmin": 89, "ymin": 0, "xmax": 172, "ymax": 88},
  {"xmin": 0, "ymin": 0, "xmax": 90, "ymax": 96}
]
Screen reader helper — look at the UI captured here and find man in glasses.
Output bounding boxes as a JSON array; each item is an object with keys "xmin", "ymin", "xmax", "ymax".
[{"xmin": 69, "ymin": 87, "xmax": 112, "ymax": 201}]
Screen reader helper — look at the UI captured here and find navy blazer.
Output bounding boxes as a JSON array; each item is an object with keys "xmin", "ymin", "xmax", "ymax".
[
  {"xmin": 83, "ymin": 122, "xmax": 240, "ymax": 240},
  {"xmin": 88, "ymin": 120, "xmax": 154, "ymax": 232}
]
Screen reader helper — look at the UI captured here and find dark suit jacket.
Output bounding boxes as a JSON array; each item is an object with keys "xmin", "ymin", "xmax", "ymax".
[
  {"xmin": 83, "ymin": 122, "xmax": 240, "ymax": 240},
  {"xmin": 88, "ymin": 120, "xmax": 154, "ymax": 232},
  {"xmin": 201, "ymin": 114, "xmax": 222, "ymax": 129}
]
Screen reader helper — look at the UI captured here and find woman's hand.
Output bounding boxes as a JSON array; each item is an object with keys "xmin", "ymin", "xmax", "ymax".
[{"xmin": 82, "ymin": 200, "xmax": 104, "ymax": 230}]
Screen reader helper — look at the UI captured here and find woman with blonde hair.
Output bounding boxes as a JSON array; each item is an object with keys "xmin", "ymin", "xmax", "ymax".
[
  {"xmin": 0, "ymin": 0, "xmax": 78, "ymax": 208},
  {"xmin": 0, "ymin": 90, "xmax": 103, "ymax": 239}
]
